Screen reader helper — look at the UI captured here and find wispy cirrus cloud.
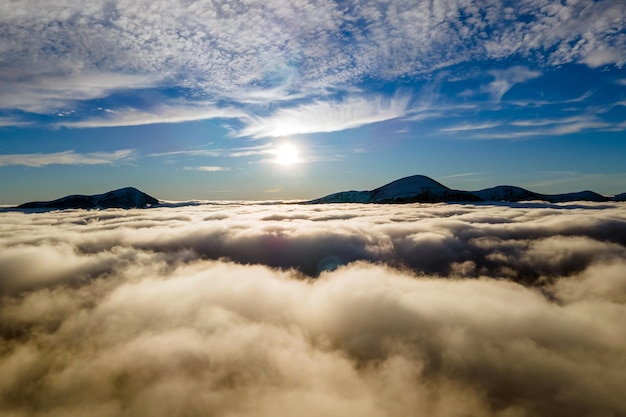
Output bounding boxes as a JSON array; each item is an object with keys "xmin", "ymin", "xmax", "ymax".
[
  {"xmin": 148, "ymin": 150, "xmax": 221, "ymax": 158},
  {"xmin": 57, "ymin": 103, "xmax": 245, "ymax": 128},
  {"xmin": 510, "ymin": 116, "xmax": 589, "ymax": 127},
  {"xmin": 441, "ymin": 172, "xmax": 484, "ymax": 179},
  {"xmin": 508, "ymin": 91, "xmax": 595, "ymax": 108},
  {"xmin": 183, "ymin": 166, "xmax": 229, "ymax": 172},
  {"xmin": 440, "ymin": 122, "xmax": 502, "ymax": 133},
  {"xmin": 0, "ymin": 116, "xmax": 31, "ymax": 127},
  {"xmin": 0, "ymin": 72, "xmax": 162, "ymax": 114},
  {"xmin": 226, "ymin": 144, "xmax": 274, "ymax": 158},
  {"xmin": 149, "ymin": 144, "xmax": 273, "ymax": 160},
  {"xmin": 238, "ymin": 95, "xmax": 410, "ymax": 138},
  {"xmin": 476, "ymin": 119, "xmax": 614, "ymax": 140},
  {"xmin": 0, "ymin": 149, "xmax": 135, "ymax": 167},
  {"xmin": 483, "ymin": 66, "xmax": 542, "ymax": 102}
]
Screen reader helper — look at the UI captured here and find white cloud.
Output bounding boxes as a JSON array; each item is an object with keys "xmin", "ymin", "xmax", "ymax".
[
  {"xmin": 508, "ymin": 91, "xmax": 595, "ymax": 108},
  {"xmin": 549, "ymin": 120, "xmax": 611, "ymax": 135},
  {"xmin": 149, "ymin": 150, "xmax": 221, "ymax": 158},
  {"xmin": 441, "ymin": 172, "xmax": 484, "ymax": 179},
  {"xmin": 57, "ymin": 103, "xmax": 245, "ymax": 128},
  {"xmin": 149, "ymin": 144, "xmax": 274, "ymax": 161},
  {"xmin": 183, "ymin": 166, "xmax": 229, "ymax": 172},
  {"xmin": 0, "ymin": 72, "xmax": 162, "ymax": 113},
  {"xmin": 227, "ymin": 143, "xmax": 274, "ymax": 157},
  {"xmin": 1, "ymin": 203, "xmax": 626, "ymax": 416},
  {"xmin": 472, "ymin": 114, "xmax": 617, "ymax": 139},
  {"xmin": 440, "ymin": 122, "xmax": 502, "ymax": 132},
  {"xmin": 238, "ymin": 95, "xmax": 409, "ymax": 138},
  {"xmin": 510, "ymin": 116, "xmax": 586, "ymax": 127},
  {"xmin": 582, "ymin": 47, "xmax": 625, "ymax": 68},
  {"xmin": 0, "ymin": 149, "xmax": 135, "ymax": 167},
  {"xmin": 484, "ymin": 66, "xmax": 541, "ymax": 101},
  {"xmin": 0, "ymin": 117, "xmax": 31, "ymax": 127}
]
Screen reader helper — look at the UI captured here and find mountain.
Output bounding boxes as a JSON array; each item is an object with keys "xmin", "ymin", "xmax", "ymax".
[
  {"xmin": 543, "ymin": 190, "xmax": 609, "ymax": 203},
  {"xmin": 612, "ymin": 192, "xmax": 626, "ymax": 202},
  {"xmin": 308, "ymin": 175, "xmax": 481, "ymax": 204},
  {"xmin": 307, "ymin": 175, "xmax": 621, "ymax": 204},
  {"xmin": 17, "ymin": 187, "xmax": 159, "ymax": 209},
  {"xmin": 471, "ymin": 186, "xmax": 609, "ymax": 203},
  {"xmin": 471, "ymin": 185, "xmax": 543, "ymax": 202}
]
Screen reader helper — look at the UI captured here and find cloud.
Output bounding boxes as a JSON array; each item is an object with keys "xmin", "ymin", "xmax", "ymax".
[
  {"xmin": 1, "ymin": 203, "xmax": 626, "ymax": 416},
  {"xmin": 581, "ymin": 47, "xmax": 625, "ymax": 68},
  {"xmin": 510, "ymin": 116, "xmax": 587, "ymax": 127},
  {"xmin": 0, "ymin": 0, "xmax": 624, "ymax": 130},
  {"xmin": 0, "ymin": 149, "xmax": 135, "ymax": 167},
  {"xmin": 56, "ymin": 103, "xmax": 245, "ymax": 128},
  {"xmin": 0, "ymin": 0, "xmax": 346, "ymax": 113},
  {"xmin": 440, "ymin": 122, "xmax": 502, "ymax": 133},
  {"xmin": 441, "ymin": 172, "xmax": 484, "ymax": 179},
  {"xmin": 484, "ymin": 66, "xmax": 541, "ymax": 101},
  {"xmin": 183, "ymin": 166, "xmax": 229, "ymax": 172},
  {"xmin": 0, "ymin": 72, "xmax": 162, "ymax": 113},
  {"xmin": 226, "ymin": 144, "xmax": 274, "ymax": 158},
  {"xmin": 0, "ymin": 117, "xmax": 31, "ymax": 128},
  {"xmin": 149, "ymin": 150, "xmax": 221, "ymax": 158},
  {"xmin": 470, "ymin": 115, "xmax": 620, "ymax": 139},
  {"xmin": 148, "ymin": 144, "xmax": 274, "ymax": 162},
  {"xmin": 238, "ymin": 95, "xmax": 409, "ymax": 138}
]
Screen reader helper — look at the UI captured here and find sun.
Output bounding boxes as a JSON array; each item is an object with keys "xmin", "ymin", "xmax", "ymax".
[{"xmin": 274, "ymin": 144, "xmax": 301, "ymax": 165}]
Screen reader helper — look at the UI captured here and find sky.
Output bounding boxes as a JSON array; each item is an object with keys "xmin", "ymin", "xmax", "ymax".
[
  {"xmin": 2, "ymin": 202, "xmax": 626, "ymax": 416},
  {"xmin": 1, "ymin": 0, "xmax": 625, "ymax": 203}
]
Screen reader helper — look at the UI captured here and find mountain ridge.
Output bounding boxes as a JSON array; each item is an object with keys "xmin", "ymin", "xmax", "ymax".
[
  {"xmin": 17, "ymin": 187, "xmax": 159, "ymax": 210},
  {"xmin": 307, "ymin": 175, "xmax": 621, "ymax": 204},
  {"xmin": 7, "ymin": 176, "xmax": 626, "ymax": 210}
]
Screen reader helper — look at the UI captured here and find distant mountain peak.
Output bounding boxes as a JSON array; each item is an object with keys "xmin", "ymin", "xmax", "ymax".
[
  {"xmin": 17, "ymin": 187, "xmax": 159, "ymax": 210},
  {"xmin": 614, "ymin": 192, "xmax": 626, "ymax": 202},
  {"xmin": 376, "ymin": 174, "xmax": 448, "ymax": 189},
  {"xmin": 308, "ymin": 174, "xmax": 479, "ymax": 204}
]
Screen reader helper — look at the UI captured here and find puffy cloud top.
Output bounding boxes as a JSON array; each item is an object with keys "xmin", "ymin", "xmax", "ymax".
[{"xmin": 1, "ymin": 202, "xmax": 626, "ymax": 416}]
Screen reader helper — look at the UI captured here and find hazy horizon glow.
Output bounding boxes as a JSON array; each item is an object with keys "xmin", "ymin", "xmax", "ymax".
[
  {"xmin": 0, "ymin": 1, "xmax": 625, "ymax": 202},
  {"xmin": 1, "ymin": 202, "xmax": 626, "ymax": 416}
]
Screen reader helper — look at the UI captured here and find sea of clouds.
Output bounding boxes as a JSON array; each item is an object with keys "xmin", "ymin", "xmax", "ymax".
[{"xmin": 1, "ymin": 202, "xmax": 626, "ymax": 417}]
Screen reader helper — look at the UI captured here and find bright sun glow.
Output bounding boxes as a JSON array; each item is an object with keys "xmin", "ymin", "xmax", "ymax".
[{"xmin": 274, "ymin": 144, "xmax": 301, "ymax": 165}]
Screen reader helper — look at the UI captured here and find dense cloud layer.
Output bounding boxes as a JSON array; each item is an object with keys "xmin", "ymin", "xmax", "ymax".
[{"xmin": 1, "ymin": 202, "xmax": 626, "ymax": 416}]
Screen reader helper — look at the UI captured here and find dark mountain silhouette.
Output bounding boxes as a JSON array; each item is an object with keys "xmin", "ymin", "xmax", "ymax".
[
  {"xmin": 17, "ymin": 187, "xmax": 159, "ymax": 209},
  {"xmin": 307, "ymin": 175, "xmax": 621, "ymax": 204}
]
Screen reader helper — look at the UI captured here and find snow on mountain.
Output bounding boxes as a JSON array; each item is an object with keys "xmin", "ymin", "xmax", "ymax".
[
  {"xmin": 308, "ymin": 175, "xmax": 480, "ymax": 204},
  {"xmin": 307, "ymin": 190, "xmax": 372, "ymax": 204},
  {"xmin": 369, "ymin": 175, "xmax": 481, "ymax": 203},
  {"xmin": 370, "ymin": 175, "xmax": 447, "ymax": 202},
  {"xmin": 17, "ymin": 187, "xmax": 159, "ymax": 209}
]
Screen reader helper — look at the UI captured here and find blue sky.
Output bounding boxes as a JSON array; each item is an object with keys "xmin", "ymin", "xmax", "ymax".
[{"xmin": 1, "ymin": 0, "xmax": 625, "ymax": 203}]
